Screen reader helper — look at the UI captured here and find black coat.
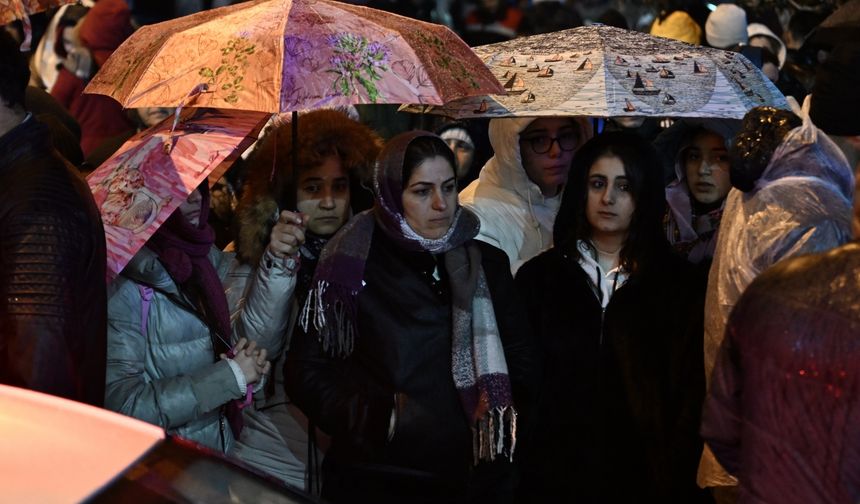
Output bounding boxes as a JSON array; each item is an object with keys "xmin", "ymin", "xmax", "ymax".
[
  {"xmin": 285, "ymin": 229, "xmax": 536, "ymax": 504},
  {"xmin": 514, "ymin": 246, "xmax": 709, "ymax": 503},
  {"xmin": 0, "ymin": 116, "xmax": 107, "ymax": 406}
]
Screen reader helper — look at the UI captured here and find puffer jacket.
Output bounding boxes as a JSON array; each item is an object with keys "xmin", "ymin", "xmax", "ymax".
[
  {"xmin": 105, "ymin": 246, "xmax": 295, "ymax": 452},
  {"xmin": 459, "ymin": 117, "xmax": 590, "ymax": 273}
]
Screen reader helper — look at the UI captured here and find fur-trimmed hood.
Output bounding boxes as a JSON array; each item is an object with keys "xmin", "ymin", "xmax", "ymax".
[{"xmin": 235, "ymin": 109, "xmax": 382, "ymax": 265}]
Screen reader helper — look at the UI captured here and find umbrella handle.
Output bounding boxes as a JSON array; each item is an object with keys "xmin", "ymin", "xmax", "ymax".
[{"xmin": 164, "ymin": 83, "xmax": 212, "ymax": 154}]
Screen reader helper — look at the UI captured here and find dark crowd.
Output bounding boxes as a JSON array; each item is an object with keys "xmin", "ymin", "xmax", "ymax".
[{"xmin": 2, "ymin": 0, "xmax": 860, "ymax": 503}]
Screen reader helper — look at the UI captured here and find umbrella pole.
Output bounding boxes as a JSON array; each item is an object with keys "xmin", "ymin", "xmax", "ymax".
[{"xmin": 291, "ymin": 110, "xmax": 298, "ymax": 212}]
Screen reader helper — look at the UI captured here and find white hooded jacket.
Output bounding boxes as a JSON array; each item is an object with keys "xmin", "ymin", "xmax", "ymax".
[{"xmin": 460, "ymin": 117, "xmax": 589, "ymax": 273}]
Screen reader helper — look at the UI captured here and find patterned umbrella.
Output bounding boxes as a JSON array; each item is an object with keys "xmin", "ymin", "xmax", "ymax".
[
  {"xmin": 86, "ymin": 108, "xmax": 269, "ymax": 278},
  {"xmin": 403, "ymin": 25, "xmax": 790, "ymax": 119},
  {"xmin": 1, "ymin": 0, "xmax": 78, "ymax": 50},
  {"xmin": 84, "ymin": 0, "xmax": 504, "ymax": 112}
]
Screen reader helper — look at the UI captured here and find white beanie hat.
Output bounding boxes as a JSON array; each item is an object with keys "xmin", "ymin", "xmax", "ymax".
[
  {"xmin": 747, "ymin": 22, "xmax": 787, "ymax": 69},
  {"xmin": 705, "ymin": 4, "xmax": 748, "ymax": 48}
]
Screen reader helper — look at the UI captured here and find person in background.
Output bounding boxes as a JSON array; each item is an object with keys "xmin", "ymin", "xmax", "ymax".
[
  {"xmin": 704, "ymin": 3, "xmax": 748, "ymax": 50},
  {"xmin": 698, "ymin": 104, "xmax": 854, "ymax": 504},
  {"xmin": 50, "ymin": 0, "xmax": 135, "ymax": 157},
  {"xmin": 436, "ymin": 119, "xmax": 492, "ymax": 188},
  {"xmin": 515, "ymin": 131, "xmax": 709, "ymax": 503},
  {"xmin": 229, "ymin": 108, "xmax": 382, "ymax": 491},
  {"xmin": 656, "ymin": 120, "xmax": 740, "ymax": 265},
  {"xmin": 518, "ymin": 0, "xmax": 582, "ymax": 36},
  {"xmin": 105, "ymin": 183, "xmax": 298, "ymax": 455},
  {"xmin": 285, "ymin": 131, "xmax": 535, "ymax": 504},
  {"xmin": 460, "ymin": 0, "xmax": 524, "ymax": 46},
  {"xmin": 460, "ymin": 116, "xmax": 592, "ymax": 273},
  {"xmin": 0, "ymin": 30, "xmax": 107, "ymax": 406},
  {"xmin": 650, "ymin": 9, "xmax": 702, "ymax": 45},
  {"xmin": 701, "ymin": 40, "xmax": 860, "ymax": 504}
]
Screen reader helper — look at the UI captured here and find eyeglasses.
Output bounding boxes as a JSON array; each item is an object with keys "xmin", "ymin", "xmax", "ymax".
[{"xmin": 520, "ymin": 133, "xmax": 579, "ymax": 154}]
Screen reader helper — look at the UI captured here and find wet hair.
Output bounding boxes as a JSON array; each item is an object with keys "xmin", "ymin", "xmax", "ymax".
[
  {"xmin": 402, "ymin": 134, "xmax": 457, "ymax": 187},
  {"xmin": 556, "ymin": 131, "xmax": 667, "ymax": 275},
  {"xmin": 0, "ymin": 30, "xmax": 30, "ymax": 109}
]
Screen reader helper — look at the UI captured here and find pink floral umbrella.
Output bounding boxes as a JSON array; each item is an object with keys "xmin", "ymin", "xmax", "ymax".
[
  {"xmin": 84, "ymin": 0, "xmax": 504, "ymax": 112},
  {"xmin": 1, "ymin": 0, "xmax": 78, "ymax": 50},
  {"xmin": 87, "ymin": 108, "xmax": 269, "ymax": 278}
]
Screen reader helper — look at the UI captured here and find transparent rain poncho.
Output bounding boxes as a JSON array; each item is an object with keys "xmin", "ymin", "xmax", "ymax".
[{"xmin": 698, "ymin": 97, "xmax": 855, "ymax": 488}]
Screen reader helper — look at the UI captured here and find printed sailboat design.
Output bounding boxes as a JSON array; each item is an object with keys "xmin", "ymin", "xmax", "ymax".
[
  {"xmin": 527, "ymin": 63, "xmax": 540, "ymax": 72},
  {"xmin": 736, "ymin": 79, "xmax": 754, "ymax": 96},
  {"xmin": 503, "ymin": 73, "xmax": 527, "ymax": 94},
  {"xmin": 623, "ymin": 98, "xmax": 636, "ymax": 112},
  {"xmin": 537, "ymin": 66, "xmax": 554, "ymax": 77},
  {"xmin": 693, "ymin": 61, "xmax": 708, "ymax": 74},
  {"xmin": 499, "ymin": 56, "xmax": 516, "ymax": 67},
  {"xmin": 626, "ymin": 69, "xmax": 633, "ymax": 78},
  {"xmin": 520, "ymin": 90, "xmax": 536, "ymax": 103},
  {"xmin": 545, "ymin": 54, "xmax": 563, "ymax": 62},
  {"xmin": 662, "ymin": 92, "xmax": 676, "ymax": 105},
  {"xmin": 614, "ymin": 55, "xmax": 628, "ymax": 66},
  {"xmin": 501, "ymin": 70, "xmax": 512, "ymax": 79},
  {"xmin": 658, "ymin": 67, "xmax": 675, "ymax": 79},
  {"xmin": 576, "ymin": 58, "xmax": 593, "ymax": 71},
  {"xmin": 473, "ymin": 100, "xmax": 489, "ymax": 114},
  {"xmin": 631, "ymin": 72, "xmax": 660, "ymax": 95},
  {"xmin": 645, "ymin": 64, "xmax": 658, "ymax": 72}
]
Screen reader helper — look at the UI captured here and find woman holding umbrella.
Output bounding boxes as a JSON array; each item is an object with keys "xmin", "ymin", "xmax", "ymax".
[
  {"xmin": 514, "ymin": 131, "xmax": 709, "ymax": 503},
  {"xmin": 229, "ymin": 108, "xmax": 383, "ymax": 491},
  {"xmin": 285, "ymin": 131, "xmax": 536, "ymax": 504},
  {"xmin": 104, "ymin": 181, "xmax": 300, "ymax": 455}
]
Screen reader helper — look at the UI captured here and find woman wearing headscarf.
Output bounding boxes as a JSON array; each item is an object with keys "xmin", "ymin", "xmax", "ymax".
[
  {"xmin": 229, "ymin": 108, "xmax": 382, "ymax": 491},
  {"xmin": 105, "ymin": 182, "xmax": 299, "ymax": 455},
  {"xmin": 285, "ymin": 131, "xmax": 536, "ymax": 503},
  {"xmin": 514, "ymin": 132, "xmax": 709, "ymax": 503},
  {"xmin": 655, "ymin": 119, "xmax": 740, "ymax": 265}
]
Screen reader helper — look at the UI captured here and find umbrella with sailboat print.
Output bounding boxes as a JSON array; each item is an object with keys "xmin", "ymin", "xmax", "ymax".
[{"xmin": 403, "ymin": 25, "xmax": 789, "ymax": 119}]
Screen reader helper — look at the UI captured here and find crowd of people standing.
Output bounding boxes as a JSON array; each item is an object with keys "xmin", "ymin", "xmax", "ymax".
[{"xmin": 2, "ymin": 1, "xmax": 860, "ymax": 503}]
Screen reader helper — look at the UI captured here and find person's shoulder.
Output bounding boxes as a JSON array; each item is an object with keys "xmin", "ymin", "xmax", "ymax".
[{"xmin": 515, "ymin": 247, "xmax": 561, "ymax": 281}]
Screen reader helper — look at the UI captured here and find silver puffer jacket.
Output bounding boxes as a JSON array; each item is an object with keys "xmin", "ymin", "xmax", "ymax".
[{"xmin": 105, "ymin": 246, "xmax": 295, "ymax": 452}]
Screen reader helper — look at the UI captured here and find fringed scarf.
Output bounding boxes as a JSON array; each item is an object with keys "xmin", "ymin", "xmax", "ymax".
[
  {"xmin": 300, "ymin": 131, "xmax": 517, "ymax": 463},
  {"xmin": 146, "ymin": 184, "xmax": 243, "ymax": 437}
]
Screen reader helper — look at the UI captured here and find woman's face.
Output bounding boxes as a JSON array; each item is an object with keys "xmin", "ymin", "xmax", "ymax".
[
  {"xmin": 585, "ymin": 155, "xmax": 635, "ymax": 240},
  {"xmin": 402, "ymin": 155, "xmax": 457, "ymax": 240},
  {"xmin": 179, "ymin": 189, "xmax": 203, "ymax": 226},
  {"xmin": 296, "ymin": 155, "xmax": 351, "ymax": 236},
  {"xmin": 684, "ymin": 131, "xmax": 732, "ymax": 205},
  {"xmin": 519, "ymin": 117, "xmax": 580, "ymax": 197}
]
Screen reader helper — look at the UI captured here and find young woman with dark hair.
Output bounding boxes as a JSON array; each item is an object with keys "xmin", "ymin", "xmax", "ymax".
[{"xmin": 515, "ymin": 131, "xmax": 709, "ymax": 503}]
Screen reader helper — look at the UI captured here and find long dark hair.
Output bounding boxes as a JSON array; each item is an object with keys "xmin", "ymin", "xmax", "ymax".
[{"xmin": 554, "ymin": 131, "xmax": 668, "ymax": 275}]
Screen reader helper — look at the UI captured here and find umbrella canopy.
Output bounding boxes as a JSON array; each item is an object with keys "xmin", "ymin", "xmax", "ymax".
[
  {"xmin": 1, "ymin": 0, "xmax": 78, "ymax": 49},
  {"xmin": 403, "ymin": 25, "xmax": 789, "ymax": 119},
  {"xmin": 84, "ymin": 0, "xmax": 504, "ymax": 112},
  {"xmin": 87, "ymin": 108, "xmax": 269, "ymax": 278}
]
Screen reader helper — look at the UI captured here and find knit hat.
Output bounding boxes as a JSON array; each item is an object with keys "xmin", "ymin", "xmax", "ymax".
[
  {"xmin": 810, "ymin": 43, "xmax": 860, "ymax": 137},
  {"xmin": 651, "ymin": 11, "xmax": 703, "ymax": 45},
  {"xmin": 705, "ymin": 4, "xmax": 748, "ymax": 49},
  {"xmin": 747, "ymin": 22, "xmax": 787, "ymax": 69},
  {"xmin": 79, "ymin": 0, "xmax": 133, "ymax": 67}
]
